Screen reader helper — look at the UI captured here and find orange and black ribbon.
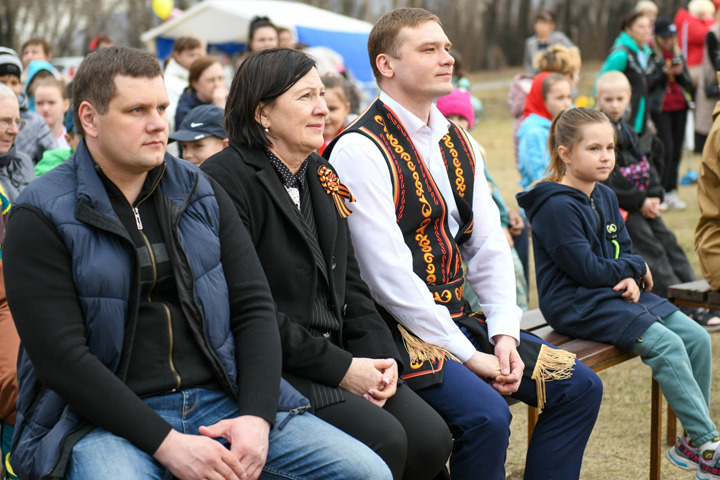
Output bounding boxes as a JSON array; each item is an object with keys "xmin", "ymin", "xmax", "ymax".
[{"xmin": 317, "ymin": 165, "xmax": 355, "ymax": 218}]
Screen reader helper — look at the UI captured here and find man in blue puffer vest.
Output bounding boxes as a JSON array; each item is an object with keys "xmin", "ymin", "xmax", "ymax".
[{"xmin": 2, "ymin": 46, "xmax": 391, "ymax": 480}]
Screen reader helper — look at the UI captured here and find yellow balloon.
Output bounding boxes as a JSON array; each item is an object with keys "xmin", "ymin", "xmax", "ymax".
[{"xmin": 153, "ymin": 0, "xmax": 174, "ymax": 20}]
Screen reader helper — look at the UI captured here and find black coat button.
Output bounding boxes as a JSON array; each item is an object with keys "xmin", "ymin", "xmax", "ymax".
[{"xmin": 326, "ymin": 300, "xmax": 335, "ymax": 311}]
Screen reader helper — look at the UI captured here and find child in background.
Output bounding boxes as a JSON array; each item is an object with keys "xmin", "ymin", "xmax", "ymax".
[
  {"xmin": 23, "ymin": 60, "xmax": 55, "ymax": 112},
  {"xmin": 318, "ymin": 74, "xmax": 351, "ymax": 156},
  {"xmin": 595, "ymin": 72, "xmax": 716, "ymax": 327},
  {"xmin": 509, "ymin": 44, "xmax": 582, "ymax": 168},
  {"xmin": 437, "ymin": 88, "xmax": 529, "ymax": 310},
  {"xmin": 517, "ymin": 107, "xmax": 720, "ymax": 479},
  {"xmin": 33, "ymin": 78, "xmax": 70, "ymax": 150},
  {"xmin": 517, "ymin": 72, "xmax": 572, "ymax": 190},
  {"xmin": 35, "ymin": 109, "xmax": 80, "ymax": 177},
  {"xmin": 168, "ymin": 104, "xmax": 228, "ymax": 167}
]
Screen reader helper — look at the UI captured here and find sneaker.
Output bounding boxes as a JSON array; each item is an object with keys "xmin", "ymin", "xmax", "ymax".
[
  {"xmin": 664, "ymin": 190, "xmax": 687, "ymax": 211},
  {"xmin": 667, "ymin": 436, "xmax": 700, "ymax": 470},
  {"xmin": 697, "ymin": 442, "xmax": 720, "ymax": 480}
]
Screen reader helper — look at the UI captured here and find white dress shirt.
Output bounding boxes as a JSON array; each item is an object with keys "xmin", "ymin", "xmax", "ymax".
[{"xmin": 329, "ymin": 92, "xmax": 521, "ymax": 363}]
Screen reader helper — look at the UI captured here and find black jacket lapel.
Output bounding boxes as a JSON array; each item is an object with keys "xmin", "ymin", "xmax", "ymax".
[
  {"xmin": 306, "ymin": 156, "xmax": 337, "ymax": 271},
  {"xmin": 233, "ymin": 143, "xmax": 308, "ymax": 243}
]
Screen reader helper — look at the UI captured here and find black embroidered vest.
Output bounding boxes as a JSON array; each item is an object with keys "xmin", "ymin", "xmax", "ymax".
[
  {"xmin": 325, "ymin": 99, "xmax": 480, "ymax": 388},
  {"xmin": 325, "ymin": 99, "xmax": 574, "ymax": 397}
]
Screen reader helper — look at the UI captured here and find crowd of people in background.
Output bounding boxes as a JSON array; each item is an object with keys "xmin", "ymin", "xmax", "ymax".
[{"xmin": 1, "ymin": 1, "xmax": 720, "ymax": 479}]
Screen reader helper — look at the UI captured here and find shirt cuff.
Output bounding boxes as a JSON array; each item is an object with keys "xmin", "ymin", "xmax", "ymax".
[
  {"xmin": 486, "ymin": 314, "xmax": 521, "ymax": 346},
  {"xmin": 443, "ymin": 330, "xmax": 478, "ymax": 363}
]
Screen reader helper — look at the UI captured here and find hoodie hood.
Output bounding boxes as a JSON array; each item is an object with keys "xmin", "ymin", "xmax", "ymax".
[
  {"xmin": 516, "ymin": 180, "xmax": 588, "ymax": 223},
  {"xmin": 24, "ymin": 60, "xmax": 55, "ymax": 111},
  {"xmin": 522, "ymin": 72, "xmax": 553, "ymax": 120}
]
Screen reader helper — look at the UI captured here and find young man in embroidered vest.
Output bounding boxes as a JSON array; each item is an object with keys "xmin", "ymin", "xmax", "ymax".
[
  {"xmin": 326, "ymin": 8, "xmax": 604, "ymax": 479},
  {"xmin": 2, "ymin": 46, "xmax": 393, "ymax": 480}
]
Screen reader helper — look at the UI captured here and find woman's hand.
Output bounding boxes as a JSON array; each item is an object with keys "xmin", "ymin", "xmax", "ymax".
[
  {"xmin": 614, "ymin": 278, "xmax": 640, "ymax": 303},
  {"xmin": 340, "ymin": 358, "xmax": 396, "ymax": 403},
  {"xmin": 366, "ymin": 360, "xmax": 398, "ymax": 408}
]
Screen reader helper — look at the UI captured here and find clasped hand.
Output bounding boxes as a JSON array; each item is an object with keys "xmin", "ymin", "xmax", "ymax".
[
  {"xmin": 613, "ymin": 262, "xmax": 654, "ymax": 303},
  {"xmin": 153, "ymin": 415, "xmax": 271, "ymax": 480},
  {"xmin": 340, "ymin": 357, "xmax": 398, "ymax": 407},
  {"xmin": 464, "ymin": 335, "xmax": 524, "ymax": 395}
]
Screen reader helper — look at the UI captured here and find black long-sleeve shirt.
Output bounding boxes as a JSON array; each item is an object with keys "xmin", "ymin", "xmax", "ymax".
[{"xmin": 4, "ymin": 170, "xmax": 282, "ymax": 455}]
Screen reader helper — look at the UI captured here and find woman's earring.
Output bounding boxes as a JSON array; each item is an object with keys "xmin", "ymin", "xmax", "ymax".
[{"xmin": 264, "ymin": 127, "xmax": 269, "ymax": 133}]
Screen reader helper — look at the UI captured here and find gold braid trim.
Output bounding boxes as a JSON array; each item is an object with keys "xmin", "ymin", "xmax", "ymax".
[
  {"xmin": 531, "ymin": 344, "xmax": 576, "ymax": 411},
  {"xmin": 397, "ymin": 324, "xmax": 460, "ymax": 370}
]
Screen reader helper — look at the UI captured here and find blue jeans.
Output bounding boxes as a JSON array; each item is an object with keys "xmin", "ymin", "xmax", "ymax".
[
  {"xmin": 632, "ymin": 310, "xmax": 718, "ymax": 444},
  {"xmin": 416, "ymin": 330, "xmax": 603, "ymax": 480},
  {"xmin": 67, "ymin": 388, "xmax": 392, "ymax": 480}
]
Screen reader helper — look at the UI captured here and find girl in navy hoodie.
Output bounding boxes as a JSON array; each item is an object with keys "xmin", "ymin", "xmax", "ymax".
[{"xmin": 517, "ymin": 107, "xmax": 720, "ymax": 479}]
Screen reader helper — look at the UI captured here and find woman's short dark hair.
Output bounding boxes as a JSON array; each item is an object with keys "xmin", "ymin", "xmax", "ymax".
[
  {"xmin": 225, "ymin": 48, "xmax": 316, "ymax": 148},
  {"xmin": 620, "ymin": 10, "xmax": 647, "ymax": 31}
]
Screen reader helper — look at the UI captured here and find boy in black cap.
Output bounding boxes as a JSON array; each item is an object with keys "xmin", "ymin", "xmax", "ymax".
[{"xmin": 169, "ymin": 104, "xmax": 227, "ymax": 166}]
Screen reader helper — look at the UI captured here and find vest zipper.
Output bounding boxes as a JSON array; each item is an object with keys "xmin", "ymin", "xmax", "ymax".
[
  {"xmin": 136, "ymin": 207, "xmax": 182, "ymax": 391},
  {"xmin": 133, "ymin": 207, "xmax": 143, "ymax": 230}
]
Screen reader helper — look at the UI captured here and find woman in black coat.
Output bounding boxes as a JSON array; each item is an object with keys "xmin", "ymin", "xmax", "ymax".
[{"xmin": 201, "ymin": 48, "xmax": 451, "ymax": 480}]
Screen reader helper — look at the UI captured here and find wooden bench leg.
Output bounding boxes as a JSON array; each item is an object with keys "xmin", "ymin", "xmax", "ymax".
[
  {"xmin": 667, "ymin": 405, "xmax": 677, "ymax": 445},
  {"xmin": 527, "ymin": 406, "xmax": 539, "ymax": 446},
  {"xmin": 650, "ymin": 379, "xmax": 662, "ymax": 480}
]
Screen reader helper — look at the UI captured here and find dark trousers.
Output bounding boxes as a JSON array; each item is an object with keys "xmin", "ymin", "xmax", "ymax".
[
  {"xmin": 314, "ymin": 382, "xmax": 452, "ymax": 480},
  {"xmin": 652, "ymin": 110, "xmax": 688, "ymax": 192},
  {"xmin": 625, "ymin": 212, "xmax": 696, "ymax": 297},
  {"xmin": 416, "ymin": 331, "xmax": 603, "ymax": 480}
]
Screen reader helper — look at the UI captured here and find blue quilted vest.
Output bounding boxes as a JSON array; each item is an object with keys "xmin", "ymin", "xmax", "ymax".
[{"xmin": 10, "ymin": 141, "xmax": 237, "ymax": 479}]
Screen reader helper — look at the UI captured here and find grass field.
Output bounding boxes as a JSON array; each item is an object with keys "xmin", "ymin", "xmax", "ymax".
[{"xmin": 466, "ymin": 65, "xmax": 718, "ymax": 479}]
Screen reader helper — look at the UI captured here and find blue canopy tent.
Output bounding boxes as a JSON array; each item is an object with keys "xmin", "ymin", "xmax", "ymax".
[{"xmin": 141, "ymin": 0, "xmax": 375, "ymax": 91}]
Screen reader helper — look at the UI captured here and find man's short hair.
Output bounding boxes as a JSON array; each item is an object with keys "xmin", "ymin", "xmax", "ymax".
[
  {"xmin": 21, "ymin": 38, "xmax": 51, "ymax": 58},
  {"xmin": 72, "ymin": 46, "xmax": 162, "ymax": 136},
  {"xmin": 367, "ymin": 8, "xmax": 441, "ymax": 82}
]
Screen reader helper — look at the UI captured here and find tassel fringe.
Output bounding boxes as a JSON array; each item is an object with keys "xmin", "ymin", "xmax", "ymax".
[
  {"xmin": 397, "ymin": 324, "xmax": 460, "ymax": 370},
  {"xmin": 531, "ymin": 344, "xmax": 576, "ymax": 411}
]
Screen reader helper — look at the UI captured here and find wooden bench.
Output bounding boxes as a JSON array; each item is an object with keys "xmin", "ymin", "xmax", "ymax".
[
  {"xmin": 668, "ymin": 279, "xmax": 720, "ymax": 310},
  {"xmin": 519, "ymin": 309, "xmax": 668, "ymax": 480}
]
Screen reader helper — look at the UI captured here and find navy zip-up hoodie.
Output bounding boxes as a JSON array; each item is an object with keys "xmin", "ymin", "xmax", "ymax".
[{"xmin": 517, "ymin": 181, "xmax": 676, "ymax": 351}]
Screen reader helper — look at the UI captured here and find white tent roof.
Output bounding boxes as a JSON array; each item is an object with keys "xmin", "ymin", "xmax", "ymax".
[{"xmin": 140, "ymin": 0, "xmax": 372, "ymax": 44}]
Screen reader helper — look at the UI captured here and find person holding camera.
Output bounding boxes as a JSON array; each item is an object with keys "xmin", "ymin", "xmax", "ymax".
[{"xmin": 648, "ymin": 17, "xmax": 694, "ymax": 211}]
